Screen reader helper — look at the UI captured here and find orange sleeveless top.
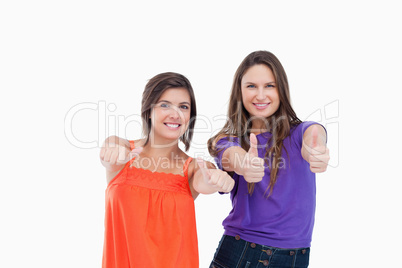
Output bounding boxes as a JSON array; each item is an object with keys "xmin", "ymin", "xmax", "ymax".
[{"xmin": 102, "ymin": 141, "xmax": 198, "ymax": 268}]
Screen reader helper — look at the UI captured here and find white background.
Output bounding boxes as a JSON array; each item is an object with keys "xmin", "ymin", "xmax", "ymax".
[{"xmin": 1, "ymin": 1, "xmax": 401, "ymax": 267}]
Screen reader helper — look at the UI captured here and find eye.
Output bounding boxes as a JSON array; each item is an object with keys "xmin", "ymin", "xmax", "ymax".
[
  {"xmin": 180, "ymin": 105, "xmax": 189, "ymax": 110},
  {"xmin": 160, "ymin": 103, "xmax": 170, "ymax": 108},
  {"xmin": 247, "ymin": 85, "xmax": 256, "ymax": 88},
  {"xmin": 266, "ymin": 84, "xmax": 275, "ymax": 88}
]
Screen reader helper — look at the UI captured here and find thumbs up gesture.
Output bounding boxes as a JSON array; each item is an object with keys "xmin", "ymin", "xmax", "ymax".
[
  {"xmin": 100, "ymin": 136, "xmax": 143, "ymax": 171},
  {"xmin": 196, "ymin": 158, "xmax": 235, "ymax": 193},
  {"xmin": 302, "ymin": 125, "xmax": 330, "ymax": 173},
  {"xmin": 240, "ymin": 133, "xmax": 265, "ymax": 183}
]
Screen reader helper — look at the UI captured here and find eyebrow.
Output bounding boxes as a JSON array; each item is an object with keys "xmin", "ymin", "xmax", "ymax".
[
  {"xmin": 158, "ymin": 100, "xmax": 190, "ymax": 105},
  {"xmin": 243, "ymin": 81, "xmax": 276, "ymax": 84}
]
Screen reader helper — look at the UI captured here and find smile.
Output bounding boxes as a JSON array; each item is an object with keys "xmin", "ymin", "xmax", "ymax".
[
  {"xmin": 253, "ymin": 103, "xmax": 270, "ymax": 109},
  {"xmin": 164, "ymin": 123, "xmax": 181, "ymax": 129}
]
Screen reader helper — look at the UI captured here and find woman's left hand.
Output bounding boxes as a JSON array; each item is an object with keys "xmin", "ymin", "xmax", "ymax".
[
  {"xmin": 302, "ymin": 125, "xmax": 330, "ymax": 173},
  {"xmin": 196, "ymin": 158, "xmax": 235, "ymax": 193}
]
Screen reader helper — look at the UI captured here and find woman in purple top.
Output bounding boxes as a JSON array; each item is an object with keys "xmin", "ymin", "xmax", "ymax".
[{"xmin": 207, "ymin": 51, "xmax": 330, "ymax": 268}]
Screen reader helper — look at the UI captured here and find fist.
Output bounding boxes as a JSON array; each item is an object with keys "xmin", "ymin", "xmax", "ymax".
[
  {"xmin": 197, "ymin": 158, "xmax": 235, "ymax": 193},
  {"xmin": 304, "ymin": 125, "xmax": 330, "ymax": 173},
  {"xmin": 241, "ymin": 133, "xmax": 265, "ymax": 183},
  {"xmin": 208, "ymin": 169, "xmax": 235, "ymax": 193},
  {"xmin": 100, "ymin": 136, "xmax": 143, "ymax": 167}
]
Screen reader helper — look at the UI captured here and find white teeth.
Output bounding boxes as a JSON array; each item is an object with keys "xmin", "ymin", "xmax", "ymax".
[
  {"xmin": 166, "ymin": 123, "xmax": 179, "ymax": 128},
  {"xmin": 255, "ymin": 103, "xmax": 268, "ymax": 106}
]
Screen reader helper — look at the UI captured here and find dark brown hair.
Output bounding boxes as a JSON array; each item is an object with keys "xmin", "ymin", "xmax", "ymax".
[
  {"xmin": 208, "ymin": 51, "xmax": 302, "ymax": 196},
  {"xmin": 141, "ymin": 72, "xmax": 196, "ymax": 151}
]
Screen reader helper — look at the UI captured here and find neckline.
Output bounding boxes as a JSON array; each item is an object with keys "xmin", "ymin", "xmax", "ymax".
[
  {"xmin": 127, "ymin": 156, "xmax": 192, "ymax": 178},
  {"xmin": 129, "ymin": 164, "xmax": 187, "ymax": 178},
  {"xmin": 253, "ymin": 131, "xmax": 272, "ymax": 136},
  {"xmin": 128, "ymin": 140, "xmax": 192, "ymax": 177}
]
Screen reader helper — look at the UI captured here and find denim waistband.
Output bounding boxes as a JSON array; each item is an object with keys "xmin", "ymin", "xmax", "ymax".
[
  {"xmin": 210, "ymin": 235, "xmax": 310, "ymax": 268},
  {"xmin": 230, "ymin": 234, "xmax": 309, "ymax": 252}
]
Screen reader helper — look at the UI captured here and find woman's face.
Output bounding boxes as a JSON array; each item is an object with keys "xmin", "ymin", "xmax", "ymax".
[
  {"xmin": 241, "ymin": 64, "xmax": 280, "ymax": 123},
  {"xmin": 150, "ymin": 87, "xmax": 191, "ymax": 145}
]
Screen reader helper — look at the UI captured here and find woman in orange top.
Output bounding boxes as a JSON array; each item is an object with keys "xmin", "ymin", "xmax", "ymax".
[{"xmin": 100, "ymin": 72, "xmax": 234, "ymax": 268}]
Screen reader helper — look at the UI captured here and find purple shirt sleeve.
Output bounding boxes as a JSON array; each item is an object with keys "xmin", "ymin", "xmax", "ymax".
[
  {"xmin": 214, "ymin": 136, "xmax": 241, "ymax": 170},
  {"xmin": 214, "ymin": 137, "xmax": 242, "ymax": 195},
  {"xmin": 292, "ymin": 121, "xmax": 327, "ymax": 149}
]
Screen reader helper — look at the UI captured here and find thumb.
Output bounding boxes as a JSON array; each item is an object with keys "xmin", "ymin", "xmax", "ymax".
[
  {"xmin": 196, "ymin": 158, "xmax": 211, "ymax": 178},
  {"xmin": 248, "ymin": 133, "xmax": 258, "ymax": 157},
  {"xmin": 308, "ymin": 125, "xmax": 327, "ymax": 154},
  {"xmin": 311, "ymin": 126, "xmax": 318, "ymax": 148}
]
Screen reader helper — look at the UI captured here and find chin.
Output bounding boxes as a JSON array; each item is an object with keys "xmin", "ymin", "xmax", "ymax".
[{"xmin": 162, "ymin": 131, "xmax": 185, "ymax": 142}]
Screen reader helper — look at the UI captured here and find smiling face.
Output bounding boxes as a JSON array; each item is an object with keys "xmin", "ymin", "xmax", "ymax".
[
  {"xmin": 149, "ymin": 87, "xmax": 191, "ymax": 145},
  {"xmin": 241, "ymin": 64, "xmax": 280, "ymax": 129}
]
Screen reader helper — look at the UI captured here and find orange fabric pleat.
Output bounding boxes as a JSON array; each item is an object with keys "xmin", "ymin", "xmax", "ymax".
[{"xmin": 102, "ymin": 141, "xmax": 198, "ymax": 268}]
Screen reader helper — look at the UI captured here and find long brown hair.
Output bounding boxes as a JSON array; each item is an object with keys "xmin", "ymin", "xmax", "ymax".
[
  {"xmin": 208, "ymin": 51, "xmax": 301, "ymax": 196},
  {"xmin": 141, "ymin": 72, "xmax": 197, "ymax": 151}
]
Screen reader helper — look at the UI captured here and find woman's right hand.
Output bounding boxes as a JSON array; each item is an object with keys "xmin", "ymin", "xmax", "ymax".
[
  {"xmin": 100, "ymin": 136, "xmax": 143, "ymax": 171},
  {"xmin": 239, "ymin": 133, "xmax": 265, "ymax": 183}
]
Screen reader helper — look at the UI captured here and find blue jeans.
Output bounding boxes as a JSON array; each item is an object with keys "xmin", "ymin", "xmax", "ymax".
[{"xmin": 209, "ymin": 235, "xmax": 310, "ymax": 268}]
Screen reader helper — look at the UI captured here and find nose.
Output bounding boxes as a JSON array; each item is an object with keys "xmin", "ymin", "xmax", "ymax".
[
  {"xmin": 256, "ymin": 88, "xmax": 266, "ymax": 101},
  {"xmin": 169, "ymin": 106, "xmax": 181, "ymax": 119}
]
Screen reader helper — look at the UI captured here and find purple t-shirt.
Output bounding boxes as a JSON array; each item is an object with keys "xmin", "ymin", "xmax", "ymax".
[{"xmin": 215, "ymin": 121, "xmax": 323, "ymax": 248}]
